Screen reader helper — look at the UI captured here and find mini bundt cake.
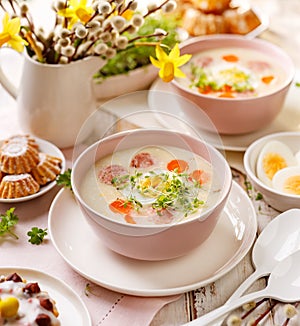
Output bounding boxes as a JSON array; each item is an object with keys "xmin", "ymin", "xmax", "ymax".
[
  {"xmin": 0, "ymin": 173, "xmax": 40, "ymax": 199},
  {"xmin": 0, "ymin": 272, "xmax": 60, "ymax": 325},
  {"xmin": 31, "ymin": 153, "xmax": 62, "ymax": 185},
  {"xmin": 0, "ymin": 141, "xmax": 39, "ymax": 174},
  {"xmin": 3, "ymin": 134, "xmax": 39, "ymax": 150}
]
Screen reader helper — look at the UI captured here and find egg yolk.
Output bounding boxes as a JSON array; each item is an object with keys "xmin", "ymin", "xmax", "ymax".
[
  {"xmin": 263, "ymin": 153, "xmax": 287, "ymax": 180},
  {"xmin": 284, "ymin": 175, "xmax": 300, "ymax": 195},
  {"xmin": 139, "ymin": 175, "xmax": 171, "ymax": 198}
]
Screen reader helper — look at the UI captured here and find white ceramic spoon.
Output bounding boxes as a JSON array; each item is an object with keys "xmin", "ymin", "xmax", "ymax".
[
  {"xmin": 227, "ymin": 208, "xmax": 300, "ymax": 301},
  {"xmin": 185, "ymin": 249, "xmax": 300, "ymax": 325}
]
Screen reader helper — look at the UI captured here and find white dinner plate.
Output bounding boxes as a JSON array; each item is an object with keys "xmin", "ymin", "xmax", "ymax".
[
  {"xmin": 149, "ymin": 75, "xmax": 300, "ymax": 152},
  {"xmin": 0, "ymin": 267, "xmax": 91, "ymax": 325},
  {"xmin": 49, "ymin": 181, "xmax": 257, "ymax": 297},
  {"xmin": 0, "ymin": 137, "xmax": 66, "ymax": 203}
]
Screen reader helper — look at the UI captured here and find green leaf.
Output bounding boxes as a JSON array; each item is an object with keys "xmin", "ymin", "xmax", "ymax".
[
  {"xmin": 0, "ymin": 207, "xmax": 19, "ymax": 239},
  {"xmin": 56, "ymin": 168, "xmax": 72, "ymax": 190},
  {"xmin": 27, "ymin": 227, "xmax": 48, "ymax": 245}
]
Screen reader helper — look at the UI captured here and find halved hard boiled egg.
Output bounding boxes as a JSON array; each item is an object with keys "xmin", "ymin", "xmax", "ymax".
[
  {"xmin": 272, "ymin": 166, "xmax": 300, "ymax": 195},
  {"xmin": 256, "ymin": 140, "xmax": 297, "ymax": 187}
]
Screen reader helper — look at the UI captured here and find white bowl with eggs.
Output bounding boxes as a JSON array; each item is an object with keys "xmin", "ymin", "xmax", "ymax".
[
  {"xmin": 244, "ymin": 132, "xmax": 300, "ymax": 212},
  {"xmin": 71, "ymin": 129, "xmax": 232, "ymax": 261}
]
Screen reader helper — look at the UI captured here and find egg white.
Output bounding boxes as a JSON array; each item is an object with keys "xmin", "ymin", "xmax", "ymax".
[
  {"xmin": 272, "ymin": 166, "xmax": 300, "ymax": 195},
  {"xmin": 256, "ymin": 140, "xmax": 297, "ymax": 187}
]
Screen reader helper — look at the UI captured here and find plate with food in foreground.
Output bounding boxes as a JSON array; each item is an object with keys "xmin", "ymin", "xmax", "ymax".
[{"xmin": 0, "ymin": 267, "xmax": 91, "ymax": 325}]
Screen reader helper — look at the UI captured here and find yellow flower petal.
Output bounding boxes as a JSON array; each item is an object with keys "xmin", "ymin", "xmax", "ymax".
[
  {"xmin": 155, "ymin": 45, "xmax": 169, "ymax": 62},
  {"xmin": 151, "ymin": 43, "xmax": 192, "ymax": 83},
  {"xmin": 169, "ymin": 43, "xmax": 180, "ymax": 59},
  {"xmin": 0, "ymin": 13, "xmax": 26, "ymax": 52},
  {"xmin": 150, "ymin": 56, "xmax": 162, "ymax": 69}
]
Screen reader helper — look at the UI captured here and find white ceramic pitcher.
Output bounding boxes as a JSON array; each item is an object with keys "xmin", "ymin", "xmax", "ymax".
[{"xmin": 0, "ymin": 51, "xmax": 105, "ymax": 148}]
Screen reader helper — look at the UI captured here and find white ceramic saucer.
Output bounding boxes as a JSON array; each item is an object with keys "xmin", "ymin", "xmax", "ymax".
[{"xmin": 49, "ymin": 181, "xmax": 257, "ymax": 297}]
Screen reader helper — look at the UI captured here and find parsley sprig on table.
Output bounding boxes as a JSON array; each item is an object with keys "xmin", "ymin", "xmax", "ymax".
[
  {"xmin": 0, "ymin": 207, "xmax": 19, "ymax": 239},
  {"xmin": 27, "ymin": 227, "xmax": 48, "ymax": 245},
  {"xmin": 56, "ymin": 168, "xmax": 72, "ymax": 190}
]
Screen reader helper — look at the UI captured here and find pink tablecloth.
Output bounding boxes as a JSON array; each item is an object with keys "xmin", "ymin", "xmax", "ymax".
[{"xmin": 0, "ymin": 86, "xmax": 181, "ymax": 325}]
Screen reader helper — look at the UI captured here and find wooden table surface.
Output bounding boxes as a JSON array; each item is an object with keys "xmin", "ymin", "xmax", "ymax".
[{"xmin": 151, "ymin": 0, "xmax": 300, "ymax": 325}]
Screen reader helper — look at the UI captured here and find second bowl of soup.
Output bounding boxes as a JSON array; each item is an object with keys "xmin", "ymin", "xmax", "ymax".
[
  {"xmin": 171, "ymin": 35, "xmax": 294, "ymax": 134},
  {"xmin": 72, "ymin": 129, "xmax": 232, "ymax": 260}
]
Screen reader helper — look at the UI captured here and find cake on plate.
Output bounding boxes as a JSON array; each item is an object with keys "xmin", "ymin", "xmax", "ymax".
[
  {"xmin": 0, "ymin": 142, "xmax": 39, "ymax": 174},
  {"xmin": 31, "ymin": 153, "xmax": 62, "ymax": 186},
  {"xmin": 0, "ymin": 174, "xmax": 40, "ymax": 199}
]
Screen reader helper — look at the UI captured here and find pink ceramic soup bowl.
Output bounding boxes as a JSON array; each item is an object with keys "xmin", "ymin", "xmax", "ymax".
[
  {"xmin": 72, "ymin": 129, "xmax": 232, "ymax": 261},
  {"xmin": 171, "ymin": 35, "xmax": 294, "ymax": 135}
]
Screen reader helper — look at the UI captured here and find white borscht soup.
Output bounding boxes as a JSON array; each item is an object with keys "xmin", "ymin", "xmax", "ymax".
[
  {"xmin": 80, "ymin": 146, "xmax": 222, "ymax": 225},
  {"xmin": 178, "ymin": 47, "xmax": 287, "ymax": 98}
]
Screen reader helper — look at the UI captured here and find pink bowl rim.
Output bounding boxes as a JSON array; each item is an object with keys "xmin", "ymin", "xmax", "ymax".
[
  {"xmin": 72, "ymin": 129, "xmax": 232, "ymax": 230},
  {"xmin": 244, "ymin": 131, "xmax": 300, "ymax": 199},
  {"xmin": 172, "ymin": 34, "xmax": 295, "ymax": 102}
]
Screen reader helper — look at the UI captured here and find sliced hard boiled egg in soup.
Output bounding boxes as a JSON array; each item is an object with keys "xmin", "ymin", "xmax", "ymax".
[
  {"xmin": 272, "ymin": 166, "xmax": 300, "ymax": 195},
  {"xmin": 256, "ymin": 140, "xmax": 297, "ymax": 187},
  {"xmin": 119, "ymin": 169, "xmax": 181, "ymax": 205}
]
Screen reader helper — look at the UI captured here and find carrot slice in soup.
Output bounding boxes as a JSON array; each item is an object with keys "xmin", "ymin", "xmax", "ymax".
[
  {"xmin": 222, "ymin": 54, "xmax": 239, "ymax": 62},
  {"xmin": 261, "ymin": 75, "xmax": 274, "ymax": 84},
  {"xmin": 219, "ymin": 92, "xmax": 235, "ymax": 98},
  {"xmin": 167, "ymin": 159, "xmax": 189, "ymax": 173},
  {"xmin": 109, "ymin": 199, "xmax": 133, "ymax": 214},
  {"xmin": 124, "ymin": 215, "xmax": 136, "ymax": 224}
]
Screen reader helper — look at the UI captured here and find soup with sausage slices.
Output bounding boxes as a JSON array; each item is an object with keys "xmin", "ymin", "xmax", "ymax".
[
  {"xmin": 80, "ymin": 146, "xmax": 222, "ymax": 225},
  {"xmin": 178, "ymin": 47, "xmax": 287, "ymax": 98}
]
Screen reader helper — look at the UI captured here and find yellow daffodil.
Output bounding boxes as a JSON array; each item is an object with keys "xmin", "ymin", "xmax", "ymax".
[
  {"xmin": 150, "ymin": 43, "xmax": 192, "ymax": 83},
  {"xmin": 58, "ymin": 0, "xmax": 94, "ymax": 28},
  {"xmin": 0, "ymin": 13, "xmax": 27, "ymax": 52}
]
